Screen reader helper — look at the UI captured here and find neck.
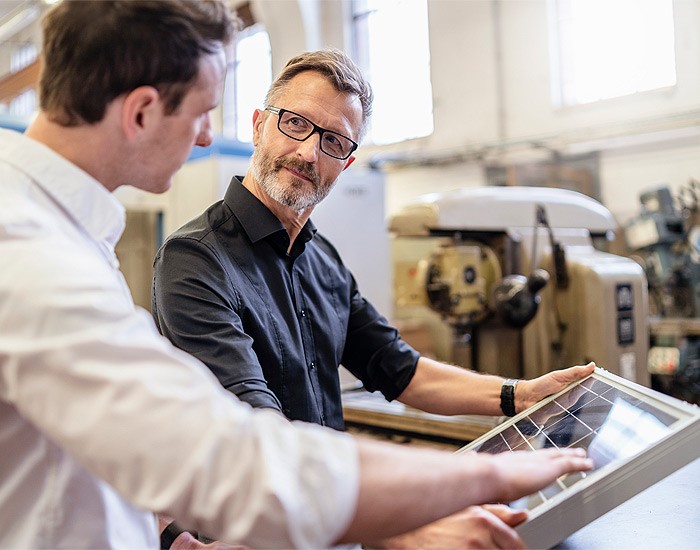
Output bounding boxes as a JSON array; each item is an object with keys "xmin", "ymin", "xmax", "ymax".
[
  {"xmin": 240, "ymin": 173, "xmax": 313, "ymax": 252},
  {"xmin": 25, "ymin": 112, "xmax": 122, "ymax": 192}
]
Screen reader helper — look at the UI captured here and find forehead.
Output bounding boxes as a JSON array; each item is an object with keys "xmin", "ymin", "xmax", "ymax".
[{"xmin": 277, "ymin": 71, "xmax": 363, "ymax": 136}]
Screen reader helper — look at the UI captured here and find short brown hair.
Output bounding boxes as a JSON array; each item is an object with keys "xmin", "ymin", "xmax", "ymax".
[
  {"xmin": 265, "ymin": 49, "xmax": 373, "ymax": 140},
  {"xmin": 39, "ymin": 0, "xmax": 237, "ymax": 126}
]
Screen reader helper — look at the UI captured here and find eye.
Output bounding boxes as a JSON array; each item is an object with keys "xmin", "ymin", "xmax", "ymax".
[
  {"xmin": 323, "ymin": 132, "xmax": 351, "ymax": 156},
  {"xmin": 324, "ymin": 133, "xmax": 341, "ymax": 147},
  {"xmin": 284, "ymin": 114, "xmax": 310, "ymax": 132}
]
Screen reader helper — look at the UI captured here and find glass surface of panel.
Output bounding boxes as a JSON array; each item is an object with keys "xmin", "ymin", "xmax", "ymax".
[{"xmin": 458, "ymin": 368, "xmax": 700, "ymax": 548}]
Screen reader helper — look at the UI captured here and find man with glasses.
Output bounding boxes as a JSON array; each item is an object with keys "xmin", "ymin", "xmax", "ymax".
[{"xmin": 152, "ymin": 49, "xmax": 594, "ymax": 546}]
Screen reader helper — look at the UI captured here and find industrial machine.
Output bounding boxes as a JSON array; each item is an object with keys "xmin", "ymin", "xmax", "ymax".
[
  {"xmin": 624, "ymin": 181, "xmax": 700, "ymax": 403},
  {"xmin": 624, "ymin": 182, "xmax": 700, "ymax": 318},
  {"xmin": 390, "ymin": 186, "xmax": 649, "ymax": 385}
]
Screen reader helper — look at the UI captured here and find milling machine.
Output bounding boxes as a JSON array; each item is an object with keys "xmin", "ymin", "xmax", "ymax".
[{"xmin": 390, "ymin": 186, "xmax": 649, "ymax": 385}]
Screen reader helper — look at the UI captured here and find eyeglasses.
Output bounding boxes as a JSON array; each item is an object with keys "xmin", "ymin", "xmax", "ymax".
[{"xmin": 265, "ymin": 106, "xmax": 358, "ymax": 160}]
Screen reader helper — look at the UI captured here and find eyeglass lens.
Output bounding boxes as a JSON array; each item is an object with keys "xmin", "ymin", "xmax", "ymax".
[{"xmin": 277, "ymin": 110, "xmax": 355, "ymax": 159}]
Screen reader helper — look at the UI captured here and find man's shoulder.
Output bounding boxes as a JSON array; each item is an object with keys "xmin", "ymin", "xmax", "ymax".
[
  {"xmin": 155, "ymin": 199, "xmax": 246, "ymax": 272},
  {"xmin": 0, "ymin": 171, "xmax": 59, "ymax": 240},
  {"xmin": 165, "ymin": 199, "xmax": 233, "ymax": 244}
]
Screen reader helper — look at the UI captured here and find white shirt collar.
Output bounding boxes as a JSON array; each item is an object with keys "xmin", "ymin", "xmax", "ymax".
[{"xmin": 0, "ymin": 128, "xmax": 126, "ymax": 248}]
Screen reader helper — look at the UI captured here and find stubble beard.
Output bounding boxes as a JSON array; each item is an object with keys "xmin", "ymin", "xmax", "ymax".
[{"xmin": 251, "ymin": 146, "xmax": 335, "ymax": 213}]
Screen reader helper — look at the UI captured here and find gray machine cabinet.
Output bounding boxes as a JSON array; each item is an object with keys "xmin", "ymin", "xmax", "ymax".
[{"xmin": 457, "ymin": 368, "xmax": 700, "ymax": 549}]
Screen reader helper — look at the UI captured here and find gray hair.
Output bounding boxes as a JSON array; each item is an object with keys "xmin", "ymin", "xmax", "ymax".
[{"xmin": 265, "ymin": 48, "xmax": 373, "ymax": 140}]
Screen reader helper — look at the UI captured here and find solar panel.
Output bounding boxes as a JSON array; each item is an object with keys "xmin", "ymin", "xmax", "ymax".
[{"xmin": 457, "ymin": 367, "xmax": 700, "ymax": 549}]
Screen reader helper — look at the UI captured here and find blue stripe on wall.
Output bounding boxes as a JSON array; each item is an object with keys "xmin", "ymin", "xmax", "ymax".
[{"xmin": 0, "ymin": 116, "xmax": 253, "ymax": 160}]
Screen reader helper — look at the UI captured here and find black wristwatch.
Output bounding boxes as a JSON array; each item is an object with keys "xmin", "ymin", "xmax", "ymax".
[
  {"xmin": 500, "ymin": 378, "xmax": 519, "ymax": 417},
  {"xmin": 160, "ymin": 521, "xmax": 198, "ymax": 550}
]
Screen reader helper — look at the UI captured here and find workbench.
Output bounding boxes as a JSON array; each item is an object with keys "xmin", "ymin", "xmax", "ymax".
[{"xmin": 342, "ymin": 389, "xmax": 498, "ymax": 444}]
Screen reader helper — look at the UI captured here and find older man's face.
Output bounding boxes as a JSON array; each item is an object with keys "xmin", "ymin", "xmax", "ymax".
[{"xmin": 251, "ymin": 71, "xmax": 362, "ymax": 213}]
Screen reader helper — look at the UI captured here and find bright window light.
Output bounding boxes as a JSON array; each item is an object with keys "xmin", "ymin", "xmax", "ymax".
[
  {"xmin": 222, "ymin": 24, "xmax": 272, "ymax": 142},
  {"xmin": 9, "ymin": 88, "xmax": 36, "ymax": 118},
  {"xmin": 353, "ymin": 0, "xmax": 434, "ymax": 145},
  {"xmin": 550, "ymin": 0, "xmax": 676, "ymax": 107},
  {"xmin": 10, "ymin": 42, "xmax": 37, "ymax": 73}
]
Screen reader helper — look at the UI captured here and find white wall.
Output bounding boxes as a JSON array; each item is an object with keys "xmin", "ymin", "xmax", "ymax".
[
  {"xmin": 245, "ymin": 0, "xmax": 700, "ymax": 228},
  {"xmin": 311, "ymin": 167, "xmax": 392, "ymax": 318}
]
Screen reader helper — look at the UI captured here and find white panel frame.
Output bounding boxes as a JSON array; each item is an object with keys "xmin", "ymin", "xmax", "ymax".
[{"xmin": 457, "ymin": 367, "xmax": 700, "ymax": 549}]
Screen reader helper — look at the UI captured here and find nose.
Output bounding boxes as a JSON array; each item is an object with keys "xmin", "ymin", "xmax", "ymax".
[
  {"xmin": 296, "ymin": 131, "xmax": 320, "ymax": 162},
  {"xmin": 195, "ymin": 115, "xmax": 214, "ymax": 148}
]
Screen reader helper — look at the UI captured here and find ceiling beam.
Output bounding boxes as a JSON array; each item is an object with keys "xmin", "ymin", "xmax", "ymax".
[{"xmin": 0, "ymin": 58, "xmax": 39, "ymax": 104}]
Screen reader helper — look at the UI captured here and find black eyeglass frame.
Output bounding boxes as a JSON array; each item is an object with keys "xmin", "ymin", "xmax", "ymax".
[{"xmin": 265, "ymin": 106, "xmax": 359, "ymax": 160}]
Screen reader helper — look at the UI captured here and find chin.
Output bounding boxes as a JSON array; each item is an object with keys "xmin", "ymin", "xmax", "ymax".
[{"xmin": 155, "ymin": 180, "xmax": 174, "ymax": 194}]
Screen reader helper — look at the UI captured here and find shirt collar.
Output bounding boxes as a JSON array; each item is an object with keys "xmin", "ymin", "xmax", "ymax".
[
  {"xmin": 224, "ymin": 177, "xmax": 317, "ymax": 245},
  {"xmin": 0, "ymin": 129, "xmax": 126, "ymax": 248}
]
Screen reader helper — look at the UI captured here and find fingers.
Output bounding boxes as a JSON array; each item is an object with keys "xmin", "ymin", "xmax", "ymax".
[
  {"xmin": 482, "ymin": 503, "xmax": 529, "ymax": 527},
  {"xmin": 544, "ymin": 447, "xmax": 594, "ymax": 474},
  {"xmin": 480, "ymin": 510, "xmax": 527, "ymax": 550},
  {"xmin": 491, "ymin": 523, "xmax": 527, "ymax": 550},
  {"xmin": 462, "ymin": 506, "xmax": 527, "ymax": 549},
  {"xmin": 559, "ymin": 362, "xmax": 596, "ymax": 382},
  {"xmin": 522, "ymin": 362, "xmax": 596, "ymax": 410},
  {"xmin": 491, "ymin": 447, "xmax": 593, "ymax": 502}
]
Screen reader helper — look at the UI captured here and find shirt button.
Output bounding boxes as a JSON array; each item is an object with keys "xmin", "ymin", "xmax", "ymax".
[
  {"xmin": 300, "ymin": 309, "xmax": 306, "ymax": 317},
  {"xmin": 309, "ymin": 362, "xmax": 316, "ymax": 370}
]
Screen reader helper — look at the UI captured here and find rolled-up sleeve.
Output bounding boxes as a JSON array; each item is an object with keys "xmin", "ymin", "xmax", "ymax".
[{"xmin": 341, "ymin": 277, "xmax": 421, "ymax": 402}]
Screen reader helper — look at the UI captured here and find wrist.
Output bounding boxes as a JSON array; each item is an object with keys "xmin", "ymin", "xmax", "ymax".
[
  {"xmin": 500, "ymin": 379, "xmax": 520, "ymax": 416},
  {"xmin": 160, "ymin": 520, "xmax": 198, "ymax": 550}
]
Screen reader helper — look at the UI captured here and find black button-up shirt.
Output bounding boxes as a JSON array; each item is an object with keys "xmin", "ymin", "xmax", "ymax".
[{"xmin": 152, "ymin": 178, "xmax": 419, "ymax": 430}]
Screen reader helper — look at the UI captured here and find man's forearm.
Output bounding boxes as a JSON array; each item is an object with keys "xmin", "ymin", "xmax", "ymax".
[
  {"xmin": 337, "ymin": 440, "xmax": 593, "ymax": 545},
  {"xmin": 396, "ymin": 358, "xmax": 596, "ymax": 417},
  {"xmin": 397, "ymin": 357, "xmax": 505, "ymax": 416},
  {"xmin": 337, "ymin": 438, "xmax": 496, "ymax": 543}
]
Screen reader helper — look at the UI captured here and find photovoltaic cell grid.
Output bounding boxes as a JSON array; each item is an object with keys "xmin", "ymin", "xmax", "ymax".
[{"xmin": 471, "ymin": 377, "xmax": 681, "ymax": 511}]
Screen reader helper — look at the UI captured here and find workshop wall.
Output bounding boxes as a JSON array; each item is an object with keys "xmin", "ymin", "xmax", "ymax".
[
  {"xmin": 2, "ymin": 0, "xmax": 699, "ymax": 261},
  {"xmin": 249, "ymin": 0, "xmax": 700, "ymax": 226}
]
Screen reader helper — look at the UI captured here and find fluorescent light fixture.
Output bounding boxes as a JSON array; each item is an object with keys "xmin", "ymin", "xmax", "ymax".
[{"xmin": 0, "ymin": 3, "xmax": 40, "ymax": 43}]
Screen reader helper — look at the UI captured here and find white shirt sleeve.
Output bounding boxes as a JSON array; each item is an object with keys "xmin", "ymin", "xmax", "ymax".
[{"xmin": 0, "ymin": 212, "xmax": 359, "ymax": 548}]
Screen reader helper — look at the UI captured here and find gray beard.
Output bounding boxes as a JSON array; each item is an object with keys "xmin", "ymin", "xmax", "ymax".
[{"xmin": 251, "ymin": 150, "xmax": 333, "ymax": 212}]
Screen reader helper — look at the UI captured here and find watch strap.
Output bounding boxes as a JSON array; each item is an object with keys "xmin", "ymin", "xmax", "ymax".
[
  {"xmin": 160, "ymin": 521, "xmax": 198, "ymax": 550},
  {"xmin": 500, "ymin": 378, "xmax": 519, "ymax": 417}
]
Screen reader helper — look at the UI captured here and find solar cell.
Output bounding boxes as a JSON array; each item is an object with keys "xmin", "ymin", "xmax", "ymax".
[{"xmin": 457, "ymin": 368, "xmax": 700, "ymax": 548}]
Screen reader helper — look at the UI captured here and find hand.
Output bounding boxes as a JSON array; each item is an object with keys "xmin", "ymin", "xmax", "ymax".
[
  {"xmin": 378, "ymin": 504, "xmax": 528, "ymax": 549},
  {"xmin": 486, "ymin": 447, "xmax": 593, "ymax": 504},
  {"xmin": 516, "ymin": 362, "xmax": 595, "ymax": 413},
  {"xmin": 170, "ymin": 531, "xmax": 247, "ymax": 550}
]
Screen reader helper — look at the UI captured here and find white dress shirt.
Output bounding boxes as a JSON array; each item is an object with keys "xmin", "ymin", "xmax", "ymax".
[{"xmin": 0, "ymin": 128, "xmax": 359, "ymax": 549}]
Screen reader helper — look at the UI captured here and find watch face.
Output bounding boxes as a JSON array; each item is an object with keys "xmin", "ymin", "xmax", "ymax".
[{"xmin": 458, "ymin": 368, "xmax": 700, "ymax": 548}]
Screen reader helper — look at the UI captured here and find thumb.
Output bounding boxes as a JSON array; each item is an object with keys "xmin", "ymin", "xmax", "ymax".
[{"xmin": 482, "ymin": 504, "xmax": 529, "ymax": 527}]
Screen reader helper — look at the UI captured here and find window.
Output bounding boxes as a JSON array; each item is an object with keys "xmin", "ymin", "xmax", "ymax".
[
  {"xmin": 3, "ymin": 43, "xmax": 38, "ymax": 118},
  {"xmin": 352, "ymin": 0, "xmax": 434, "ymax": 145},
  {"xmin": 10, "ymin": 42, "xmax": 37, "ymax": 73},
  {"xmin": 9, "ymin": 88, "xmax": 36, "ymax": 118},
  {"xmin": 222, "ymin": 24, "xmax": 272, "ymax": 142},
  {"xmin": 549, "ymin": 0, "xmax": 676, "ymax": 107}
]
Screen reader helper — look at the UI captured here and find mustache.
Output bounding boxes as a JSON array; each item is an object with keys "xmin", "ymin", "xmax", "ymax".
[{"xmin": 274, "ymin": 158, "xmax": 320, "ymax": 185}]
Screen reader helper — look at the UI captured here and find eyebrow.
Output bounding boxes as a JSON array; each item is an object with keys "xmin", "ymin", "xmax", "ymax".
[{"xmin": 290, "ymin": 109, "xmax": 355, "ymax": 139}]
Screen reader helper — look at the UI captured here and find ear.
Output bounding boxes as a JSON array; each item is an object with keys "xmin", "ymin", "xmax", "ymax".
[
  {"xmin": 121, "ymin": 86, "xmax": 161, "ymax": 140},
  {"xmin": 342, "ymin": 156, "xmax": 356, "ymax": 171},
  {"xmin": 251, "ymin": 109, "xmax": 265, "ymax": 146}
]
